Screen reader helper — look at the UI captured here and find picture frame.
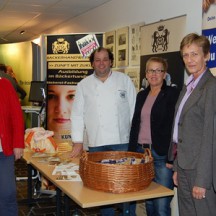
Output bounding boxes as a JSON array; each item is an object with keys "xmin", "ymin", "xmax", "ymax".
[
  {"xmin": 116, "ymin": 27, "xmax": 129, "ymax": 67},
  {"xmin": 129, "ymin": 23, "xmax": 145, "ymax": 66},
  {"xmin": 104, "ymin": 30, "xmax": 116, "ymax": 67}
]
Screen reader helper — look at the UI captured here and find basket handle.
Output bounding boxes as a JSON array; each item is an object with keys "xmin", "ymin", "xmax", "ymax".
[
  {"xmin": 81, "ymin": 150, "xmax": 88, "ymax": 161},
  {"xmin": 143, "ymin": 148, "xmax": 153, "ymax": 162}
]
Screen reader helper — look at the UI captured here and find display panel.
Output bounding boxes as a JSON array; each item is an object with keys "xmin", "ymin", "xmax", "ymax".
[{"xmin": 29, "ymin": 81, "xmax": 45, "ymax": 103}]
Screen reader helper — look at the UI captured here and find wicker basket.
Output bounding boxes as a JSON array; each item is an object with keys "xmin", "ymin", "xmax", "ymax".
[{"xmin": 79, "ymin": 149, "xmax": 155, "ymax": 193}]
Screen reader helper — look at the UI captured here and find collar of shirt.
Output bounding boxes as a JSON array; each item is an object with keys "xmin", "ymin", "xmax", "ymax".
[
  {"xmin": 172, "ymin": 69, "xmax": 207, "ymax": 143},
  {"xmin": 186, "ymin": 69, "xmax": 207, "ymax": 92},
  {"xmin": 93, "ymin": 70, "xmax": 112, "ymax": 81}
]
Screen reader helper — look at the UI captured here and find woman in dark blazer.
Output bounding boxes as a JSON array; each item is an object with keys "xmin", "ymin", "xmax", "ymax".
[{"xmin": 129, "ymin": 57, "xmax": 179, "ymax": 216}]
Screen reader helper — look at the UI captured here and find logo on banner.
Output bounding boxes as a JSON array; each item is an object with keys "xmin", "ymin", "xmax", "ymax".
[
  {"xmin": 76, "ymin": 34, "xmax": 100, "ymax": 58},
  {"xmin": 52, "ymin": 38, "xmax": 70, "ymax": 54},
  {"xmin": 152, "ymin": 25, "xmax": 170, "ymax": 52}
]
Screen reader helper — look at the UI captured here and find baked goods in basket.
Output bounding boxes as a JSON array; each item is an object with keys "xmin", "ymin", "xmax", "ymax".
[{"xmin": 79, "ymin": 149, "xmax": 155, "ymax": 193}]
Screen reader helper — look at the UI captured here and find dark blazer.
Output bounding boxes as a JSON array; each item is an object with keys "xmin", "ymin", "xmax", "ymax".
[
  {"xmin": 168, "ymin": 70, "xmax": 216, "ymax": 189},
  {"xmin": 129, "ymin": 80, "xmax": 179, "ymax": 156}
]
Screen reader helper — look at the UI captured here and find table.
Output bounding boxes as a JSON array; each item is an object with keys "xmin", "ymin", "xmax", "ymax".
[{"xmin": 23, "ymin": 152, "xmax": 174, "ymax": 215}]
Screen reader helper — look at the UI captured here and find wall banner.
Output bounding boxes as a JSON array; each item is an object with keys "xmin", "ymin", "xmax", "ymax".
[
  {"xmin": 140, "ymin": 16, "xmax": 186, "ymax": 90},
  {"xmin": 46, "ymin": 33, "xmax": 103, "ymax": 144},
  {"xmin": 202, "ymin": 1, "xmax": 216, "ymax": 75}
]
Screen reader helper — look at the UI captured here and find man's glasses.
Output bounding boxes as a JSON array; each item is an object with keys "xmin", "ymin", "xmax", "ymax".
[{"xmin": 146, "ymin": 69, "xmax": 165, "ymax": 75}]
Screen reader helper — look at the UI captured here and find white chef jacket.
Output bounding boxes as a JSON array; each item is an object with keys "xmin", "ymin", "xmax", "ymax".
[{"xmin": 71, "ymin": 71, "xmax": 136, "ymax": 147}]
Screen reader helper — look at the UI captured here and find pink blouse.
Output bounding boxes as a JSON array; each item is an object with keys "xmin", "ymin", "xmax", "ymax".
[{"xmin": 138, "ymin": 94, "xmax": 157, "ymax": 144}]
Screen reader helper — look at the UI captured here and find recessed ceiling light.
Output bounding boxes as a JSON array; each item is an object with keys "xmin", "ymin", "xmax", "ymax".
[{"xmin": 20, "ymin": 30, "xmax": 25, "ymax": 35}]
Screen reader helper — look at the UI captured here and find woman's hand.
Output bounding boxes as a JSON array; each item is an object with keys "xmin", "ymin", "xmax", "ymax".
[
  {"xmin": 166, "ymin": 163, "xmax": 173, "ymax": 169},
  {"xmin": 193, "ymin": 186, "xmax": 206, "ymax": 200},
  {"xmin": 173, "ymin": 171, "xmax": 178, "ymax": 186},
  {"xmin": 14, "ymin": 148, "xmax": 24, "ymax": 160}
]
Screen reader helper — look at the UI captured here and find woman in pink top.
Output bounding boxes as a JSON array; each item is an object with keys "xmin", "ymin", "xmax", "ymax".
[{"xmin": 129, "ymin": 57, "xmax": 179, "ymax": 216}]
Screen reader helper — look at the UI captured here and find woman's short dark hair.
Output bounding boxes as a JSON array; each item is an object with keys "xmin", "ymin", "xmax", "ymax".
[{"xmin": 89, "ymin": 47, "xmax": 114, "ymax": 67}]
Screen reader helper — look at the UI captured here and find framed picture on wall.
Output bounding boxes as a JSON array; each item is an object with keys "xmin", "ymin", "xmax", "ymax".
[
  {"xmin": 125, "ymin": 67, "xmax": 140, "ymax": 92},
  {"xmin": 104, "ymin": 30, "xmax": 116, "ymax": 68},
  {"xmin": 129, "ymin": 22, "xmax": 145, "ymax": 66},
  {"xmin": 116, "ymin": 27, "xmax": 129, "ymax": 67},
  {"xmin": 140, "ymin": 16, "xmax": 186, "ymax": 90}
]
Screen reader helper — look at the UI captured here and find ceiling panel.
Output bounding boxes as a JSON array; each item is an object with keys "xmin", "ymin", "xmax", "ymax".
[{"xmin": 0, "ymin": 0, "xmax": 112, "ymax": 44}]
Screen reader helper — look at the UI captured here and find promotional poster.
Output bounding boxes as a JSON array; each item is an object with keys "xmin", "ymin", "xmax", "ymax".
[{"xmin": 46, "ymin": 33, "xmax": 103, "ymax": 144}]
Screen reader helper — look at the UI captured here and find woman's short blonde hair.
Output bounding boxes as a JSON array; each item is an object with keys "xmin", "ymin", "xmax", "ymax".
[
  {"xmin": 145, "ymin": 57, "xmax": 168, "ymax": 72},
  {"xmin": 180, "ymin": 33, "xmax": 210, "ymax": 57}
]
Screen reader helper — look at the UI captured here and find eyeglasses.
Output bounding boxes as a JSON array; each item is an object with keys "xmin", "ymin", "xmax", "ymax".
[{"xmin": 146, "ymin": 69, "xmax": 165, "ymax": 75}]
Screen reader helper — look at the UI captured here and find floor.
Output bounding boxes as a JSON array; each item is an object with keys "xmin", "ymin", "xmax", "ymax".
[
  {"xmin": 16, "ymin": 158, "xmax": 104, "ymax": 216},
  {"xmin": 16, "ymin": 158, "xmax": 146, "ymax": 216}
]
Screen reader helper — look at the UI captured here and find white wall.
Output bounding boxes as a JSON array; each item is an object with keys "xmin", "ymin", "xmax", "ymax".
[
  {"xmin": 0, "ymin": 42, "xmax": 33, "ymax": 105},
  {"xmin": 45, "ymin": 0, "xmax": 202, "ymax": 36},
  {"xmin": 41, "ymin": 0, "xmax": 202, "ymax": 82}
]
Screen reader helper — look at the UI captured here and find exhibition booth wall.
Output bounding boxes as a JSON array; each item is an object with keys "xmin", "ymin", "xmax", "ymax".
[{"xmin": 0, "ymin": 0, "xmax": 202, "ymax": 102}]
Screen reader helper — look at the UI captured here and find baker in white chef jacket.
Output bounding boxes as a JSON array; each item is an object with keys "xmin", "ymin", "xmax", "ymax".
[{"xmin": 70, "ymin": 47, "xmax": 136, "ymax": 158}]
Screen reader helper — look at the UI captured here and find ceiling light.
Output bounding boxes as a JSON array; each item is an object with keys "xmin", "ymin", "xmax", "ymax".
[{"xmin": 20, "ymin": 30, "xmax": 25, "ymax": 35}]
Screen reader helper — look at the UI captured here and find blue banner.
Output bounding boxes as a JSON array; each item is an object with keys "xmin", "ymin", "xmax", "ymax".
[{"xmin": 202, "ymin": 28, "xmax": 216, "ymax": 68}]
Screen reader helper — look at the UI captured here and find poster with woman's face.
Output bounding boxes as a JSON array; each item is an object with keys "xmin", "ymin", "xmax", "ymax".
[
  {"xmin": 46, "ymin": 33, "xmax": 103, "ymax": 144},
  {"xmin": 47, "ymin": 85, "xmax": 76, "ymax": 144}
]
